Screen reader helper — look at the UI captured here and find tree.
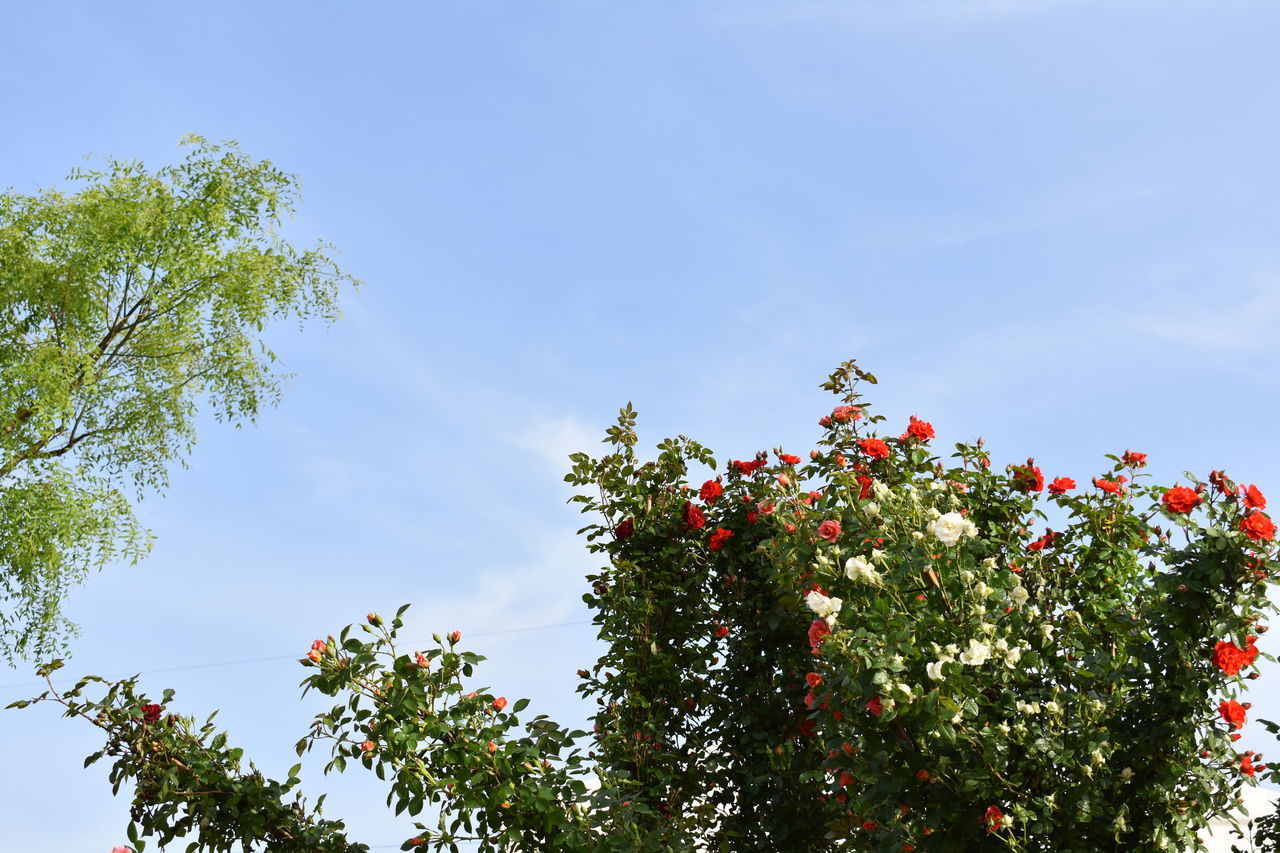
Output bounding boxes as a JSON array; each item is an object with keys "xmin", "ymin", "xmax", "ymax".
[
  {"xmin": 0, "ymin": 137, "xmax": 355, "ymax": 662},
  {"xmin": 18, "ymin": 360, "xmax": 1280, "ymax": 851}
]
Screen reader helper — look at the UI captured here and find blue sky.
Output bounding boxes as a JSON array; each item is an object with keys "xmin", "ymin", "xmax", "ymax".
[{"xmin": 3, "ymin": 1, "xmax": 1280, "ymax": 849}]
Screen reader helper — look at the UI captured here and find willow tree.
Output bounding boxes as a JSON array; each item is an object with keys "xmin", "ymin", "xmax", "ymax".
[{"xmin": 0, "ymin": 137, "xmax": 355, "ymax": 662}]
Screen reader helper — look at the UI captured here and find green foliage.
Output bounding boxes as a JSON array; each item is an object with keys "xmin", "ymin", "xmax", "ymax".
[
  {"xmin": 23, "ymin": 361, "xmax": 1280, "ymax": 851},
  {"xmin": 9, "ymin": 660, "xmax": 364, "ymax": 852},
  {"xmin": 0, "ymin": 137, "xmax": 356, "ymax": 661}
]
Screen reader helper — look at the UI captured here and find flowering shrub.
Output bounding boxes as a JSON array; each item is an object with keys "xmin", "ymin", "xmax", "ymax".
[
  {"xmin": 566, "ymin": 359, "xmax": 1280, "ymax": 851},
  {"xmin": 18, "ymin": 360, "xmax": 1280, "ymax": 851}
]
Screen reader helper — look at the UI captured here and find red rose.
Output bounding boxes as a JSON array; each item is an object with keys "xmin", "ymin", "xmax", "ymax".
[
  {"xmin": 1027, "ymin": 530, "xmax": 1059, "ymax": 552},
  {"xmin": 1242, "ymin": 752, "xmax": 1260, "ymax": 777},
  {"xmin": 779, "ymin": 453, "xmax": 802, "ymax": 466},
  {"xmin": 806, "ymin": 672, "xmax": 822, "ymax": 688},
  {"xmin": 901, "ymin": 416, "xmax": 935, "ymax": 442},
  {"xmin": 615, "ymin": 519, "xmax": 635, "ymax": 539},
  {"xmin": 1093, "ymin": 477, "xmax": 1124, "ymax": 495},
  {"xmin": 1047, "ymin": 477, "xmax": 1075, "ymax": 495},
  {"xmin": 817, "ymin": 520, "xmax": 842, "ymax": 542},
  {"xmin": 699, "ymin": 479, "xmax": 723, "ymax": 503},
  {"xmin": 492, "ymin": 696, "xmax": 508, "ymax": 711},
  {"xmin": 856, "ymin": 474, "xmax": 873, "ymax": 500},
  {"xmin": 839, "ymin": 771, "xmax": 855, "ymax": 787},
  {"xmin": 1122, "ymin": 450, "xmax": 1148, "ymax": 468},
  {"xmin": 808, "ymin": 619, "xmax": 831, "ymax": 652},
  {"xmin": 858, "ymin": 438, "xmax": 891, "ymax": 460},
  {"xmin": 1210, "ymin": 470, "xmax": 1236, "ymax": 494},
  {"xmin": 1214, "ymin": 637, "xmax": 1259, "ymax": 676},
  {"xmin": 984, "ymin": 805, "xmax": 1005, "ymax": 833},
  {"xmin": 1011, "ymin": 459, "xmax": 1044, "ymax": 492},
  {"xmin": 1162, "ymin": 485, "xmax": 1202, "ymax": 514},
  {"xmin": 1240, "ymin": 511, "xmax": 1277, "ymax": 543},
  {"xmin": 831, "ymin": 405, "xmax": 862, "ymax": 423},
  {"xmin": 683, "ymin": 501, "xmax": 707, "ymax": 530},
  {"xmin": 1219, "ymin": 699, "xmax": 1247, "ymax": 730},
  {"xmin": 1244, "ymin": 484, "xmax": 1268, "ymax": 510},
  {"xmin": 360, "ymin": 740, "xmax": 376, "ymax": 753},
  {"xmin": 865, "ymin": 697, "xmax": 883, "ymax": 716},
  {"xmin": 732, "ymin": 458, "xmax": 767, "ymax": 476},
  {"xmin": 141, "ymin": 704, "xmax": 163, "ymax": 723},
  {"xmin": 708, "ymin": 528, "xmax": 735, "ymax": 550},
  {"xmin": 860, "ymin": 819, "xmax": 877, "ymax": 831}
]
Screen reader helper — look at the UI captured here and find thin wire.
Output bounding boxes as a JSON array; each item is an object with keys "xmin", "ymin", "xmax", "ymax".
[{"xmin": 0, "ymin": 618, "xmax": 592, "ymax": 692}]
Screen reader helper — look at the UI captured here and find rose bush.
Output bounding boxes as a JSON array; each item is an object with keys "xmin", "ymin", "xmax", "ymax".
[{"xmin": 18, "ymin": 360, "xmax": 1280, "ymax": 852}]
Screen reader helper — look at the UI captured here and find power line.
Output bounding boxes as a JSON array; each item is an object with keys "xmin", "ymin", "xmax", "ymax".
[{"xmin": 0, "ymin": 618, "xmax": 592, "ymax": 692}]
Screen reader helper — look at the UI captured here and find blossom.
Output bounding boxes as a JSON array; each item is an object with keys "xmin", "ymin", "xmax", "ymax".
[
  {"xmin": 708, "ymin": 528, "xmax": 735, "ymax": 550},
  {"xmin": 984, "ymin": 805, "xmax": 1006, "ymax": 833},
  {"xmin": 866, "ymin": 696, "xmax": 883, "ymax": 716},
  {"xmin": 1245, "ymin": 484, "xmax": 1268, "ymax": 510},
  {"xmin": 845, "ymin": 555, "xmax": 882, "ymax": 585},
  {"xmin": 1161, "ymin": 485, "xmax": 1201, "ymax": 515},
  {"xmin": 360, "ymin": 740, "xmax": 376, "ymax": 753},
  {"xmin": 806, "ymin": 672, "xmax": 822, "ymax": 688},
  {"xmin": 831, "ymin": 405, "xmax": 862, "ymax": 423},
  {"xmin": 1214, "ymin": 637, "xmax": 1259, "ymax": 675},
  {"xmin": 492, "ymin": 696, "xmax": 508, "ymax": 711},
  {"xmin": 1047, "ymin": 476, "xmax": 1076, "ymax": 495},
  {"xmin": 1219, "ymin": 699, "xmax": 1247, "ymax": 730},
  {"xmin": 1027, "ymin": 530, "xmax": 1060, "ymax": 552},
  {"xmin": 1009, "ymin": 585, "xmax": 1029, "ymax": 607},
  {"xmin": 959, "ymin": 639, "xmax": 992, "ymax": 666},
  {"xmin": 614, "ymin": 518, "xmax": 635, "ymax": 539},
  {"xmin": 731, "ymin": 458, "xmax": 768, "ymax": 476},
  {"xmin": 1093, "ymin": 476, "xmax": 1126, "ymax": 495},
  {"xmin": 778, "ymin": 453, "xmax": 802, "ymax": 466},
  {"xmin": 1011, "ymin": 459, "xmax": 1044, "ymax": 492},
  {"xmin": 901, "ymin": 416, "xmax": 935, "ymax": 442},
  {"xmin": 416, "ymin": 653, "xmax": 431, "ymax": 668},
  {"xmin": 683, "ymin": 501, "xmax": 706, "ymax": 529},
  {"xmin": 858, "ymin": 437, "xmax": 891, "ymax": 460},
  {"xmin": 926, "ymin": 661, "xmax": 945, "ymax": 681},
  {"xmin": 449, "ymin": 630, "xmax": 462, "ymax": 644},
  {"xmin": 141, "ymin": 704, "xmax": 163, "ymax": 722},
  {"xmin": 931, "ymin": 511, "xmax": 975, "ymax": 546},
  {"xmin": 112, "ymin": 848, "xmax": 134, "ymax": 853},
  {"xmin": 808, "ymin": 619, "xmax": 832, "ymax": 652},
  {"xmin": 699, "ymin": 479, "xmax": 723, "ymax": 503},
  {"xmin": 1240, "ymin": 511, "xmax": 1277, "ymax": 543},
  {"xmin": 805, "ymin": 589, "xmax": 843, "ymax": 625},
  {"xmin": 1122, "ymin": 450, "xmax": 1148, "ymax": 468},
  {"xmin": 1242, "ymin": 752, "xmax": 1262, "ymax": 777},
  {"xmin": 816, "ymin": 519, "xmax": 842, "ymax": 542},
  {"xmin": 1210, "ymin": 470, "xmax": 1235, "ymax": 494}
]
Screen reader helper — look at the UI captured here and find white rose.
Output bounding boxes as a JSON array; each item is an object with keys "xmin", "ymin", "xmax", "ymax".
[
  {"xmin": 926, "ymin": 661, "xmax": 946, "ymax": 681},
  {"xmin": 863, "ymin": 501, "xmax": 880, "ymax": 517},
  {"xmin": 974, "ymin": 581, "xmax": 993, "ymax": 598},
  {"xmin": 1004, "ymin": 646, "xmax": 1022, "ymax": 667},
  {"xmin": 1039, "ymin": 624, "xmax": 1055, "ymax": 640},
  {"xmin": 931, "ymin": 512, "xmax": 970, "ymax": 546},
  {"xmin": 804, "ymin": 590, "xmax": 843, "ymax": 624},
  {"xmin": 1009, "ymin": 586, "xmax": 1029, "ymax": 607},
  {"xmin": 959, "ymin": 639, "xmax": 992, "ymax": 666},
  {"xmin": 844, "ymin": 555, "xmax": 882, "ymax": 585}
]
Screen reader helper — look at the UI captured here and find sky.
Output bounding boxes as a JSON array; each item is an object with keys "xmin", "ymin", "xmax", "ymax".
[{"xmin": 2, "ymin": 0, "xmax": 1280, "ymax": 849}]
